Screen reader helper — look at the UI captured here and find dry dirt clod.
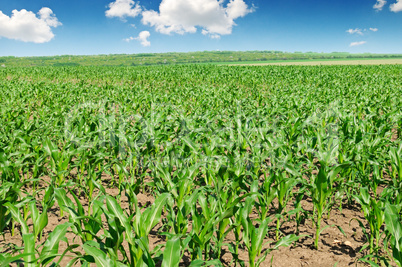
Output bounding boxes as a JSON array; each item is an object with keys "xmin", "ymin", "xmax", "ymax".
[
  {"xmin": 333, "ymin": 240, "xmax": 353, "ymax": 248},
  {"xmin": 343, "ymin": 241, "xmax": 352, "ymax": 247}
]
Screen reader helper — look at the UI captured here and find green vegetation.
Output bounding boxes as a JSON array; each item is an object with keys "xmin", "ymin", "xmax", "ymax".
[
  {"xmin": 0, "ymin": 64, "xmax": 402, "ymax": 266},
  {"xmin": 1, "ymin": 51, "xmax": 402, "ymax": 67}
]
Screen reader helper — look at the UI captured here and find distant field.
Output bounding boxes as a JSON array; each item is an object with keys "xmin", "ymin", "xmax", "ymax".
[
  {"xmin": 229, "ymin": 58, "xmax": 402, "ymax": 66},
  {"xmin": 2, "ymin": 51, "xmax": 402, "ymax": 67}
]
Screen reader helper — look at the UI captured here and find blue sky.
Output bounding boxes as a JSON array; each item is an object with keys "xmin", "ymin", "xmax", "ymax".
[{"xmin": 0, "ymin": 0, "xmax": 401, "ymax": 57}]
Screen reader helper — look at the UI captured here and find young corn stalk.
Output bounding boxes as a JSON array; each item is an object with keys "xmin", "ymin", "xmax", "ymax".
[
  {"xmin": 353, "ymin": 187, "xmax": 386, "ymax": 262},
  {"xmin": 6, "ymin": 202, "xmax": 72, "ymax": 266},
  {"xmin": 308, "ymin": 163, "xmax": 348, "ymax": 250},
  {"xmin": 384, "ymin": 203, "xmax": 402, "ymax": 267},
  {"xmin": 240, "ymin": 206, "xmax": 300, "ymax": 267},
  {"xmin": 43, "ymin": 138, "xmax": 71, "ymax": 186}
]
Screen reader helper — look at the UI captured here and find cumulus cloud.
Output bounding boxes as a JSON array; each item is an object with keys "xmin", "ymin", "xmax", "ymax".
[
  {"xmin": 106, "ymin": 0, "xmax": 142, "ymax": 19},
  {"xmin": 346, "ymin": 28, "xmax": 363, "ymax": 35},
  {"xmin": 374, "ymin": 0, "xmax": 387, "ymax": 10},
  {"xmin": 350, "ymin": 41, "xmax": 367, "ymax": 47},
  {"xmin": 38, "ymin": 8, "xmax": 62, "ymax": 27},
  {"xmin": 135, "ymin": 31, "xmax": 151, "ymax": 46},
  {"xmin": 226, "ymin": 0, "xmax": 253, "ymax": 19},
  {"xmin": 0, "ymin": 8, "xmax": 61, "ymax": 43},
  {"xmin": 390, "ymin": 0, "xmax": 402, "ymax": 12},
  {"xmin": 369, "ymin": 27, "xmax": 378, "ymax": 32},
  {"xmin": 141, "ymin": 0, "xmax": 254, "ymax": 38}
]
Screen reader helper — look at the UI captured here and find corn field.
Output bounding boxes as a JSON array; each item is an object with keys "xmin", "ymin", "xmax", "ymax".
[{"xmin": 0, "ymin": 65, "xmax": 401, "ymax": 266}]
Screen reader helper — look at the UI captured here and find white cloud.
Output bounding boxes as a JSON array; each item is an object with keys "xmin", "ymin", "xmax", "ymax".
[
  {"xmin": 141, "ymin": 0, "xmax": 254, "ymax": 38},
  {"xmin": 123, "ymin": 36, "xmax": 135, "ymax": 42},
  {"xmin": 369, "ymin": 27, "xmax": 378, "ymax": 32},
  {"xmin": 346, "ymin": 28, "xmax": 363, "ymax": 35},
  {"xmin": 38, "ymin": 8, "xmax": 62, "ymax": 27},
  {"xmin": 390, "ymin": 0, "xmax": 402, "ymax": 12},
  {"xmin": 135, "ymin": 31, "xmax": 151, "ymax": 46},
  {"xmin": 350, "ymin": 41, "xmax": 367, "ymax": 47},
  {"xmin": 226, "ymin": 0, "xmax": 254, "ymax": 19},
  {"xmin": 0, "ymin": 8, "xmax": 61, "ymax": 43},
  {"xmin": 202, "ymin": 29, "xmax": 221, "ymax": 39},
  {"xmin": 106, "ymin": 0, "xmax": 141, "ymax": 19},
  {"xmin": 374, "ymin": 0, "xmax": 387, "ymax": 10}
]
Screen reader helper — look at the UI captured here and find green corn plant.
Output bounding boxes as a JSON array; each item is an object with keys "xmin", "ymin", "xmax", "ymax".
[
  {"xmin": 214, "ymin": 179, "xmax": 258, "ymax": 260},
  {"xmin": 384, "ymin": 203, "xmax": 402, "ymax": 267},
  {"xmin": 290, "ymin": 185, "xmax": 308, "ymax": 236},
  {"xmin": 353, "ymin": 187, "xmax": 386, "ymax": 261},
  {"xmin": 367, "ymin": 165, "xmax": 384, "ymax": 198},
  {"xmin": 82, "ymin": 193, "xmax": 170, "ymax": 266},
  {"xmin": 308, "ymin": 163, "xmax": 348, "ymax": 250},
  {"xmin": 226, "ymin": 181, "xmax": 259, "ymax": 265},
  {"xmin": 161, "ymin": 235, "xmax": 182, "ymax": 267},
  {"xmin": 5, "ymin": 202, "xmax": 73, "ymax": 266},
  {"xmin": 39, "ymin": 185, "xmax": 56, "ymax": 216},
  {"xmin": 54, "ymin": 186, "xmax": 104, "ymax": 243},
  {"xmin": 256, "ymin": 171, "xmax": 276, "ymax": 222},
  {"xmin": 22, "ymin": 233, "xmax": 36, "ymax": 267},
  {"xmin": 81, "ymin": 241, "xmax": 124, "ymax": 267},
  {"xmin": 390, "ymin": 143, "xmax": 402, "ymax": 188},
  {"xmin": 240, "ymin": 206, "xmax": 271, "ymax": 267},
  {"xmin": 0, "ymin": 252, "xmax": 28, "ymax": 266},
  {"xmin": 0, "ymin": 182, "xmax": 20, "ymax": 236},
  {"xmin": 150, "ymin": 161, "xmax": 179, "ymax": 198},
  {"xmin": 188, "ymin": 191, "xmax": 222, "ymax": 261},
  {"xmin": 72, "ymin": 145, "xmax": 89, "ymax": 186},
  {"xmin": 39, "ymin": 222, "xmax": 73, "ymax": 266},
  {"xmin": 5, "ymin": 202, "xmax": 30, "ymax": 237},
  {"xmin": 81, "ymin": 167, "xmax": 102, "ymax": 206},
  {"xmin": 28, "ymin": 200, "xmax": 48, "ymax": 241},
  {"xmin": 43, "ymin": 138, "xmax": 72, "ymax": 186},
  {"xmin": 240, "ymin": 206, "xmax": 300, "ymax": 267},
  {"xmin": 188, "ymin": 186, "xmax": 255, "ymax": 262},
  {"xmin": 271, "ymin": 169, "xmax": 299, "ymax": 240},
  {"xmin": 164, "ymin": 183, "xmax": 194, "ymax": 237}
]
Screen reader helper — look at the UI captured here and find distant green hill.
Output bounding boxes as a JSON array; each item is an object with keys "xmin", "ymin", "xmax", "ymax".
[{"xmin": 1, "ymin": 51, "xmax": 402, "ymax": 67}]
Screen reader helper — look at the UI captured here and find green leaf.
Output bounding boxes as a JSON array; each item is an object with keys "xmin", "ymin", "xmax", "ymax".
[
  {"xmin": 41, "ymin": 222, "xmax": 72, "ymax": 265},
  {"xmin": 161, "ymin": 236, "xmax": 181, "ymax": 267},
  {"xmin": 83, "ymin": 243, "xmax": 115, "ymax": 267},
  {"xmin": 189, "ymin": 259, "xmax": 223, "ymax": 267},
  {"xmin": 4, "ymin": 203, "xmax": 29, "ymax": 235},
  {"xmin": 252, "ymin": 218, "xmax": 270, "ymax": 257},
  {"xmin": 358, "ymin": 255, "xmax": 381, "ymax": 267},
  {"xmin": 336, "ymin": 225, "xmax": 347, "ymax": 238},
  {"xmin": 23, "ymin": 233, "xmax": 36, "ymax": 267},
  {"xmin": 273, "ymin": 234, "xmax": 300, "ymax": 250},
  {"xmin": 144, "ymin": 193, "xmax": 169, "ymax": 235},
  {"xmin": 29, "ymin": 201, "xmax": 48, "ymax": 239},
  {"xmin": 0, "ymin": 253, "xmax": 30, "ymax": 267},
  {"xmin": 54, "ymin": 188, "xmax": 75, "ymax": 216},
  {"xmin": 385, "ymin": 204, "xmax": 402, "ymax": 252},
  {"xmin": 105, "ymin": 195, "xmax": 134, "ymax": 243}
]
